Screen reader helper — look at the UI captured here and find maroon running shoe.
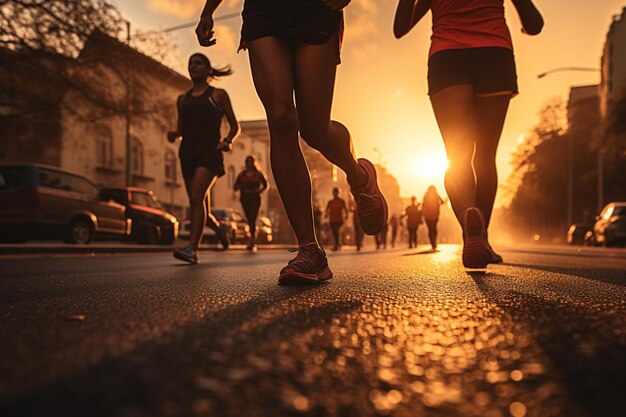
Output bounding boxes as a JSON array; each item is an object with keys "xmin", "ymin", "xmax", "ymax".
[
  {"xmin": 462, "ymin": 208, "xmax": 492, "ymax": 269},
  {"xmin": 351, "ymin": 158, "xmax": 388, "ymax": 235},
  {"xmin": 278, "ymin": 243, "xmax": 333, "ymax": 285}
]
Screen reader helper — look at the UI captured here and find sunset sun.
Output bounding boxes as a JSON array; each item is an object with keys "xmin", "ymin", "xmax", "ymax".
[{"xmin": 409, "ymin": 153, "xmax": 449, "ymax": 180}]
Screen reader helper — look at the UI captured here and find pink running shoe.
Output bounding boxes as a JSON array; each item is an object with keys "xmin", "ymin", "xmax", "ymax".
[
  {"xmin": 351, "ymin": 158, "xmax": 388, "ymax": 236},
  {"xmin": 278, "ymin": 243, "xmax": 333, "ymax": 285},
  {"xmin": 462, "ymin": 208, "xmax": 492, "ymax": 269}
]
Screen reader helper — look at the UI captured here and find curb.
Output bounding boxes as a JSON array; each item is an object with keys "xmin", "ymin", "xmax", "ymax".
[{"xmin": 0, "ymin": 243, "xmax": 294, "ymax": 255}]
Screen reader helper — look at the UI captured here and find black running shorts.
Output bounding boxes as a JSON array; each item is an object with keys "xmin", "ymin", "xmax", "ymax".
[
  {"xmin": 180, "ymin": 152, "xmax": 225, "ymax": 180},
  {"xmin": 427, "ymin": 47, "xmax": 518, "ymax": 96},
  {"xmin": 240, "ymin": 0, "xmax": 343, "ymax": 58}
]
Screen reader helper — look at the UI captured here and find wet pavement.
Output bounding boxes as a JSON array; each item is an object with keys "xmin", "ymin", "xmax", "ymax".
[{"xmin": 1, "ymin": 245, "xmax": 625, "ymax": 417}]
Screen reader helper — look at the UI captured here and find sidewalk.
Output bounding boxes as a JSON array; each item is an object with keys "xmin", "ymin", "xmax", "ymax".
[{"xmin": 0, "ymin": 241, "xmax": 293, "ymax": 255}]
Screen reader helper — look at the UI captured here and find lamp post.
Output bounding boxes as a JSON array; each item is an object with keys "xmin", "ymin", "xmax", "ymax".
[{"xmin": 537, "ymin": 66, "xmax": 601, "ymax": 226}]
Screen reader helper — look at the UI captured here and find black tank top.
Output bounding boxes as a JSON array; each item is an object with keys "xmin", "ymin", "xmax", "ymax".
[{"xmin": 179, "ymin": 86, "xmax": 223, "ymax": 159}]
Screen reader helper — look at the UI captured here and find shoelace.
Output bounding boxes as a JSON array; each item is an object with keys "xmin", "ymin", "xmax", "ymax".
[{"xmin": 285, "ymin": 245, "xmax": 322, "ymax": 272}]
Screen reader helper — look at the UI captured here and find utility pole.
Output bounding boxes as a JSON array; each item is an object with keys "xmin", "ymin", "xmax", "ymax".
[{"xmin": 125, "ymin": 20, "xmax": 132, "ymax": 187}]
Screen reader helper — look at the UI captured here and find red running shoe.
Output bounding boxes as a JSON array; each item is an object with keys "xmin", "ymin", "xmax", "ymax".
[
  {"xmin": 462, "ymin": 208, "xmax": 492, "ymax": 269},
  {"xmin": 278, "ymin": 243, "xmax": 333, "ymax": 285},
  {"xmin": 351, "ymin": 158, "xmax": 388, "ymax": 235}
]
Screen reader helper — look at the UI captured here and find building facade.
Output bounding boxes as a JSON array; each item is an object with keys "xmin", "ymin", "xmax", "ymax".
[{"xmin": 600, "ymin": 7, "xmax": 626, "ymax": 118}]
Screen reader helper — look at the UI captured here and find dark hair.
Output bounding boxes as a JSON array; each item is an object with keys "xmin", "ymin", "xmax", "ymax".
[
  {"xmin": 189, "ymin": 53, "xmax": 233, "ymax": 78},
  {"xmin": 244, "ymin": 155, "xmax": 262, "ymax": 172}
]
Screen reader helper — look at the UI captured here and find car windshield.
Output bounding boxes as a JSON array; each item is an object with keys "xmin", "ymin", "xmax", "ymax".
[{"xmin": 131, "ymin": 191, "xmax": 163, "ymax": 210}]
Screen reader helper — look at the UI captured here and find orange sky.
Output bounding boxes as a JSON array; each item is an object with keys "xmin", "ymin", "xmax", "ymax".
[{"xmin": 113, "ymin": 0, "xmax": 624, "ymax": 200}]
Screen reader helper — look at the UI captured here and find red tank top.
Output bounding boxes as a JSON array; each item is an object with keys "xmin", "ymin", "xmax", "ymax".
[{"xmin": 430, "ymin": 0, "xmax": 513, "ymax": 57}]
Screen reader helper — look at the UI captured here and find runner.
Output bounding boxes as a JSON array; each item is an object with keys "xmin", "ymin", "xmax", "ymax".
[
  {"xmin": 168, "ymin": 53, "xmax": 240, "ymax": 264},
  {"xmin": 196, "ymin": 0, "xmax": 389, "ymax": 284},
  {"xmin": 350, "ymin": 198, "xmax": 364, "ymax": 251},
  {"xmin": 401, "ymin": 196, "xmax": 422, "ymax": 249},
  {"xmin": 394, "ymin": 0, "xmax": 543, "ymax": 267},
  {"xmin": 326, "ymin": 187, "xmax": 348, "ymax": 251},
  {"xmin": 422, "ymin": 185, "xmax": 445, "ymax": 250},
  {"xmin": 389, "ymin": 214, "xmax": 399, "ymax": 248},
  {"xmin": 234, "ymin": 155, "xmax": 269, "ymax": 252}
]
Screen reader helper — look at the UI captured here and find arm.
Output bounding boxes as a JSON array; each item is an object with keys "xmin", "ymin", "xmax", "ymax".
[
  {"xmin": 196, "ymin": 0, "xmax": 224, "ymax": 46},
  {"xmin": 167, "ymin": 94, "xmax": 183, "ymax": 143},
  {"xmin": 259, "ymin": 172, "xmax": 269, "ymax": 193},
  {"xmin": 215, "ymin": 89, "xmax": 240, "ymax": 152},
  {"xmin": 511, "ymin": 0, "xmax": 544, "ymax": 35},
  {"xmin": 394, "ymin": 0, "xmax": 431, "ymax": 39}
]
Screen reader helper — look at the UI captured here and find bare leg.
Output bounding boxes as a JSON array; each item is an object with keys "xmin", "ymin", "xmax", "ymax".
[
  {"xmin": 473, "ymin": 93, "xmax": 511, "ymax": 228},
  {"xmin": 247, "ymin": 37, "xmax": 316, "ymax": 246},
  {"xmin": 184, "ymin": 167, "xmax": 217, "ymax": 250},
  {"xmin": 430, "ymin": 85, "xmax": 478, "ymax": 224},
  {"xmin": 293, "ymin": 35, "xmax": 367, "ymax": 189}
]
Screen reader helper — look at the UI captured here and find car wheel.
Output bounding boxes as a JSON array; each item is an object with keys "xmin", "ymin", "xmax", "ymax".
[
  {"xmin": 137, "ymin": 224, "xmax": 160, "ymax": 245},
  {"xmin": 66, "ymin": 218, "xmax": 94, "ymax": 244},
  {"xmin": 160, "ymin": 229, "xmax": 176, "ymax": 245}
]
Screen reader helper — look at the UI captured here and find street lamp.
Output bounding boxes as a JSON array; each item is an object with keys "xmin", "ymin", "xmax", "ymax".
[
  {"xmin": 537, "ymin": 66, "xmax": 602, "ymax": 227},
  {"xmin": 537, "ymin": 66, "xmax": 600, "ymax": 79}
]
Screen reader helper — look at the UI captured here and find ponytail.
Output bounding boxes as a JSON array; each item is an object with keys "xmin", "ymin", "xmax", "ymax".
[{"xmin": 189, "ymin": 53, "xmax": 233, "ymax": 79}]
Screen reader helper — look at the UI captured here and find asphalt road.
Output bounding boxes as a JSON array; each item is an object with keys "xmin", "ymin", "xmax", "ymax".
[{"xmin": 1, "ymin": 244, "xmax": 625, "ymax": 417}]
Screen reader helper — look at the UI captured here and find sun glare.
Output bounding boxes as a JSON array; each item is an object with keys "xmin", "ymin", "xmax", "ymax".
[{"xmin": 410, "ymin": 153, "xmax": 449, "ymax": 180}]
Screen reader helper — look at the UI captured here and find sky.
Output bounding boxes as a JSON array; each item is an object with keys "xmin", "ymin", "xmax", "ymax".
[{"xmin": 112, "ymin": 0, "xmax": 625, "ymax": 200}]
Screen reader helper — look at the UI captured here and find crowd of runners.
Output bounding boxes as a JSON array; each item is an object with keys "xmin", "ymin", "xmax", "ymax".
[{"xmin": 166, "ymin": 0, "xmax": 544, "ymax": 283}]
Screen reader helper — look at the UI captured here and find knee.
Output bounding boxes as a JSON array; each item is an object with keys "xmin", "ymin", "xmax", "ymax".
[
  {"xmin": 265, "ymin": 104, "xmax": 298, "ymax": 135},
  {"xmin": 299, "ymin": 124, "xmax": 329, "ymax": 150}
]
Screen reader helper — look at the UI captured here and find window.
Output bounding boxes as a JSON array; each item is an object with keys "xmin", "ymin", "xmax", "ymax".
[
  {"xmin": 131, "ymin": 138, "xmax": 144, "ymax": 175},
  {"xmin": 165, "ymin": 150, "xmax": 177, "ymax": 184},
  {"xmin": 39, "ymin": 169, "xmax": 99, "ymax": 197},
  {"xmin": 97, "ymin": 129, "xmax": 113, "ymax": 167},
  {"xmin": 131, "ymin": 191, "xmax": 150, "ymax": 207}
]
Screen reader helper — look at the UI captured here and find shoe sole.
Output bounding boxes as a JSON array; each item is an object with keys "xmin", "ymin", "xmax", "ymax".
[
  {"xmin": 173, "ymin": 251, "xmax": 198, "ymax": 264},
  {"xmin": 357, "ymin": 158, "xmax": 389, "ymax": 235},
  {"xmin": 462, "ymin": 209, "xmax": 491, "ymax": 269},
  {"xmin": 278, "ymin": 266, "xmax": 333, "ymax": 285}
]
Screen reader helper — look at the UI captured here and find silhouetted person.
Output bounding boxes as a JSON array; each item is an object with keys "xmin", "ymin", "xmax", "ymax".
[
  {"xmin": 394, "ymin": 0, "xmax": 543, "ymax": 267},
  {"xmin": 376, "ymin": 222, "xmax": 388, "ymax": 249},
  {"xmin": 168, "ymin": 53, "xmax": 239, "ymax": 264},
  {"xmin": 389, "ymin": 214, "xmax": 399, "ymax": 248},
  {"xmin": 422, "ymin": 185, "xmax": 445, "ymax": 249},
  {"xmin": 401, "ymin": 196, "xmax": 423, "ymax": 249},
  {"xmin": 234, "ymin": 155, "xmax": 269, "ymax": 252},
  {"xmin": 350, "ymin": 198, "xmax": 364, "ymax": 251},
  {"xmin": 197, "ymin": 0, "xmax": 388, "ymax": 284},
  {"xmin": 326, "ymin": 187, "xmax": 348, "ymax": 251}
]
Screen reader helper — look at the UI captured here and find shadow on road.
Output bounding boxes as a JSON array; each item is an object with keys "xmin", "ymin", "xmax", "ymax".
[
  {"xmin": 503, "ymin": 262, "xmax": 626, "ymax": 287},
  {"xmin": 1, "ymin": 286, "xmax": 362, "ymax": 417},
  {"xmin": 469, "ymin": 272, "xmax": 626, "ymax": 417}
]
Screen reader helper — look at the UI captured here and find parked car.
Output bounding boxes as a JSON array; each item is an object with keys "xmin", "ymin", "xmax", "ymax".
[
  {"xmin": 0, "ymin": 164, "xmax": 130, "ymax": 244},
  {"xmin": 100, "ymin": 187, "xmax": 178, "ymax": 245},
  {"xmin": 256, "ymin": 216, "xmax": 273, "ymax": 243},
  {"xmin": 566, "ymin": 222, "xmax": 593, "ymax": 245},
  {"xmin": 591, "ymin": 202, "xmax": 626, "ymax": 247},
  {"xmin": 179, "ymin": 208, "xmax": 250, "ymax": 244}
]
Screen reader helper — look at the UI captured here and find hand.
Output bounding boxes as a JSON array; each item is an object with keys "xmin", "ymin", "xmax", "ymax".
[
  {"xmin": 321, "ymin": 0, "xmax": 351, "ymax": 11},
  {"xmin": 167, "ymin": 131, "xmax": 180, "ymax": 143},
  {"xmin": 195, "ymin": 14, "xmax": 217, "ymax": 47},
  {"xmin": 217, "ymin": 140, "xmax": 231, "ymax": 152}
]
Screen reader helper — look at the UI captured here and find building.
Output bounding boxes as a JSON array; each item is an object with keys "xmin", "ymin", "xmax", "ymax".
[
  {"xmin": 0, "ymin": 31, "xmax": 278, "ymax": 224},
  {"xmin": 600, "ymin": 7, "xmax": 626, "ymax": 118}
]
